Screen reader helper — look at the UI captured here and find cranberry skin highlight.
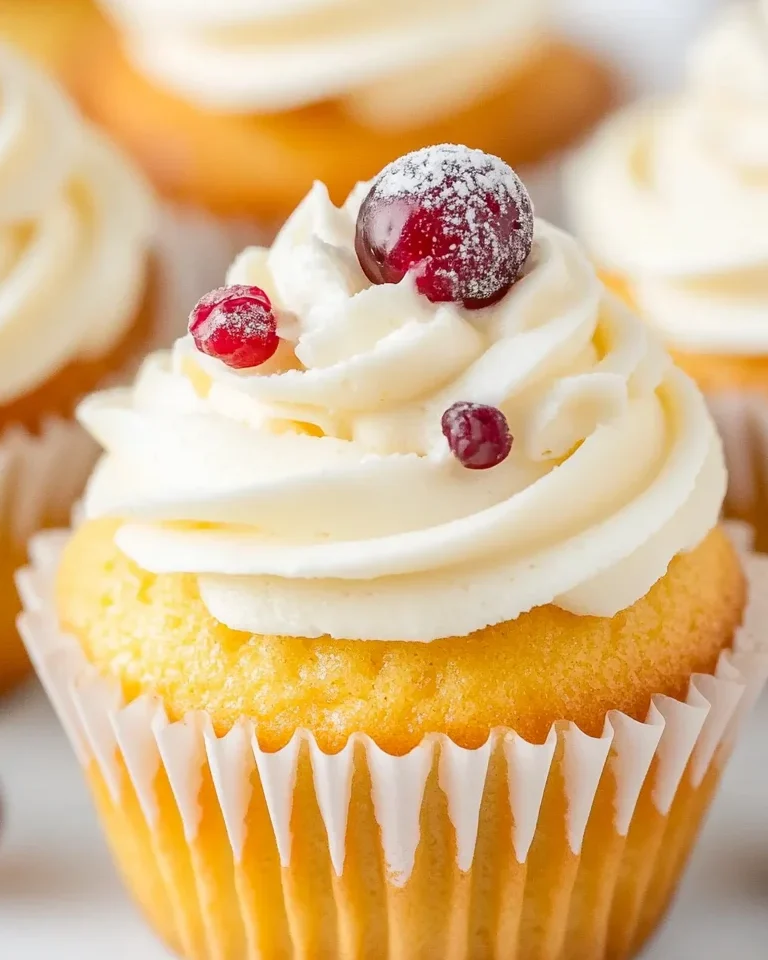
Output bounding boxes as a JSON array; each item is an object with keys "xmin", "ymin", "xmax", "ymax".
[
  {"xmin": 189, "ymin": 284, "xmax": 279, "ymax": 370},
  {"xmin": 441, "ymin": 401, "xmax": 513, "ymax": 470}
]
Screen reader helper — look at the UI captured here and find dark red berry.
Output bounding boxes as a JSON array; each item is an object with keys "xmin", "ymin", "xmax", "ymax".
[
  {"xmin": 355, "ymin": 144, "xmax": 534, "ymax": 310},
  {"xmin": 441, "ymin": 402, "xmax": 513, "ymax": 470},
  {"xmin": 189, "ymin": 284, "xmax": 279, "ymax": 369}
]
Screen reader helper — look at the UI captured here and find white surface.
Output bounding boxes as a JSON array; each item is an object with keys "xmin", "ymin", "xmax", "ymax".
[{"xmin": 1, "ymin": 681, "xmax": 767, "ymax": 959}]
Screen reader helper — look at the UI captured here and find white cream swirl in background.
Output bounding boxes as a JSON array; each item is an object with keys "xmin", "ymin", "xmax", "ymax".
[
  {"xmin": 568, "ymin": 1, "xmax": 768, "ymax": 356},
  {"xmin": 97, "ymin": 0, "xmax": 548, "ymax": 129},
  {"xmin": 79, "ymin": 181, "xmax": 725, "ymax": 642},
  {"xmin": 0, "ymin": 44, "xmax": 155, "ymax": 406}
]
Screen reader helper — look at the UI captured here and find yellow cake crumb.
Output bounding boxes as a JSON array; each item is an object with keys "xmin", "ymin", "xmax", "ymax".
[{"xmin": 57, "ymin": 519, "xmax": 745, "ymax": 754}]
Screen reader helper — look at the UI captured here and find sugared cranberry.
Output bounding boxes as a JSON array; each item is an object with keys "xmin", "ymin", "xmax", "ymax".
[
  {"xmin": 441, "ymin": 402, "xmax": 513, "ymax": 470},
  {"xmin": 355, "ymin": 144, "xmax": 534, "ymax": 310},
  {"xmin": 189, "ymin": 285, "xmax": 279, "ymax": 369}
]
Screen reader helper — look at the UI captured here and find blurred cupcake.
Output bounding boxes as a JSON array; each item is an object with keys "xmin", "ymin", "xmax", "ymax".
[
  {"xmin": 19, "ymin": 146, "xmax": 768, "ymax": 959},
  {"xmin": 568, "ymin": 2, "xmax": 768, "ymax": 545},
  {"xmin": 0, "ymin": 43, "xmax": 156, "ymax": 693},
  {"xmin": 0, "ymin": 0, "xmax": 98, "ymax": 75},
  {"xmin": 69, "ymin": 0, "xmax": 614, "ymax": 225}
]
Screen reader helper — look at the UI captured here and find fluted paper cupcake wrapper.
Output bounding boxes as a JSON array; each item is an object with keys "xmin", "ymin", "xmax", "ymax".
[
  {"xmin": 16, "ymin": 529, "xmax": 768, "ymax": 960},
  {"xmin": 708, "ymin": 392, "xmax": 768, "ymax": 550},
  {"xmin": 0, "ymin": 422, "xmax": 96, "ymax": 551}
]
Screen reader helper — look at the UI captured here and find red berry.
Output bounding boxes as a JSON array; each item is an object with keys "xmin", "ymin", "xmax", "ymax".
[
  {"xmin": 441, "ymin": 402, "xmax": 513, "ymax": 470},
  {"xmin": 188, "ymin": 285, "xmax": 279, "ymax": 369},
  {"xmin": 355, "ymin": 144, "xmax": 534, "ymax": 310}
]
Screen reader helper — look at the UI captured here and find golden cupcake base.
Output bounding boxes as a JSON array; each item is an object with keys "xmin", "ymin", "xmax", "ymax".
[
  {"xmin": 86, "ymin": 729, "xmax": 725, "ymax": 960},
  {"xmin": 16, "ymin": 528, "xmax": 768, "ymax": 959},
  {"xmin": 70, "ymin": 25, "xmax": 616, "ymax": 222}
]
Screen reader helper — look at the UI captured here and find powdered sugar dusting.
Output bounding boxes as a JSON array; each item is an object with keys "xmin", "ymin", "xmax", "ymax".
[
  {"xmin": 375, "ymin": 144, "xmax": 529, "ymax": 210},
  {"xmin": 189, "ymin": 284, "xmax": 279, "ymax": 369},
  {"xmin": 190, "ymin": 285, "xmax": 269, "ymax": 327},
  {"xmin": 357, "ymin": 144, "xmax": 534, "ymax": 306},
  {"xmin": 217, "ymin": 300, "xmax": 273, "ymax": 340}
]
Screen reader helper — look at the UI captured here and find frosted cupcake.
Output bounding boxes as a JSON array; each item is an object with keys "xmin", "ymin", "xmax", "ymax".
[
  {"xmin": 19, "ymin": 146, "xmax": 768, "ymax": 959},
  {"xmin": 69, "ymin": 0, "xmax": 614, "ymax": 225},
  {"xmin": 568, "ymin": 2, "xmax": 768, "ymax": 545},
  {"xmin": 0, "ymin": 43, "xmax": 156, "ymax": 693}
]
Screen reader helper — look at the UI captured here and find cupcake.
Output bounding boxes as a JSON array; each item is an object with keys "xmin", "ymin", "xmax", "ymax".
[
  {"xmin": 18, "ymin": 146, "xmax": 768, "ymax": 959},
  {"xmin": 0, "ymin": 43, "xmax": 156, "ymax": 693},
  {"xmin": 0, "ymin": 0, "xmax": 98, "ymax": 75},
  {"xmin": 568, "ymin": 2, "xmax": 768, "ymax": 546},
  {"xmin": 69, "ymin": 0, "xmax": 614, "ymax": 227}
]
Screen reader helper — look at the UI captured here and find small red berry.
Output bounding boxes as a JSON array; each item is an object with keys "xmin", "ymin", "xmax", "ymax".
[
  {"xmin": 441, "ymin": 402, "xmax": 513, "ymax": 470},
  {"xmin": 188, "ymin": 284, "xmax": 279, "ymax": 369},
  {"xmin": 355, "ymin": 144, "xmax": 534, "ymax": 309}
]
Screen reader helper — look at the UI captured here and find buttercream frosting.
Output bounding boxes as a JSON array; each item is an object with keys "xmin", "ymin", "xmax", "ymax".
[
  {"xmin": 568, "ymin": 2, "xmax": 768, "ymax": 356},
  {"xmin": 79, "ymin": 176, "xmax": 725, "ymax": 642},
  {"xmin": 0, "ymin": 43, "xmax": 155, "ymax": 405},
  {"xmin": 97, "ymin": 0, "xmax": 548, "ymax": 129}
]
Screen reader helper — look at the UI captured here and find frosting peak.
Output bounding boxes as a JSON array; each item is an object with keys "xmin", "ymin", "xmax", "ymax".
[
  {"xmin": 0, "ymin": 44, "xmax": 155, "ymax": 405},
  {"xmin": 98, "ymin": 0, "xmax": 548, "ymax": 128},
  {"xmin": 568, "ymin": 2, "xmax": 768, "ymax": 356},
  {"xmin": 80, "ymin": 177, "xmax": 725, "ymax": 642}
]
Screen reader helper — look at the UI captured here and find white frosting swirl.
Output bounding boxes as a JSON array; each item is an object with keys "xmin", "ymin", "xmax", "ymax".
[
  {"xmin": 0, "ymin": 44, "xmax": 155, "ymax": 405},
  {"xmin": 79, "ymin": 180, "xmax": 725, "ymax": 642},
  {"xmin": 568, "ymin": 2, "xmax": 768, "ymax": 356},
  {"xmin": 97, "ymin": 0, "xmax": 548, "ymax": 129}
]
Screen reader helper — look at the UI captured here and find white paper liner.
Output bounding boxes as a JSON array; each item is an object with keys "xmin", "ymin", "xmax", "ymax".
[{"xmin": 17, "ymin": 530, "xmax": 768, "ymax": 888}]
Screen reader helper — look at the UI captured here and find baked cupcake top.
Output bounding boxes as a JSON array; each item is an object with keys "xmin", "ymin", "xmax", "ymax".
[
  {"xmin": 568, "ymin": 2, "xmax": 768, "ymax": 356},
  {"xmin": 79, "ymin": 145, "xmax": 725, "ymax": 643},
  {"xmin": 96, "ymin": 0, "xmax": 547, "ymax": 128},
  {"xmin": 0, "ymin": 44, "xmax": 155, "ymax": 405}
]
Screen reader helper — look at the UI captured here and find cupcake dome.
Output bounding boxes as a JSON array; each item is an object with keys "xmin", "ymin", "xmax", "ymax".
[{"xmin": 24, "ymin": 147, "xmax": 765, "ymax": 960}]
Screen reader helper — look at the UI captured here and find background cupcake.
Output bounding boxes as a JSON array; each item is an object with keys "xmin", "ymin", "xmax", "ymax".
[
  {"xmin": 568, "ymin": 1, "xmax": 768, "ymax": 547},
  {"xmin": 0, "ymin": 42, "xmax": 156, "ymax": 693},
  {"xmin": 69, "ymin": 0, "xmax": 614, "ymax": 226},
  {"xmin": 0, "ymin": 0, "xmax": 98, "ymax": 76},
  {"xmin": 19, "ymin": 147, "xmax": 768, "ymax": 959}
]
